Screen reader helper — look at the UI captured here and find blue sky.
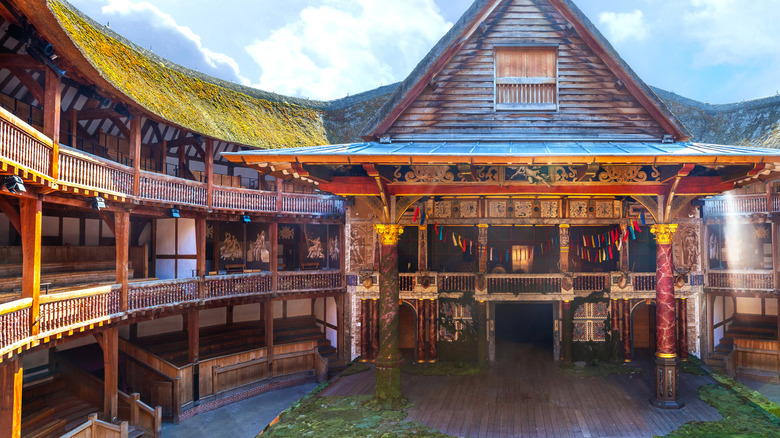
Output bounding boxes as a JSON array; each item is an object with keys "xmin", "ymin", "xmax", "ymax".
[{"xmin": 68, "ymin": 0, "xmax": 780, "ymax": 104}]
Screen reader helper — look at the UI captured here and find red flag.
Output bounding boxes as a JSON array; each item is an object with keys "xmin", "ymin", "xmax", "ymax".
[
  {"xmin": 413, "ymin": 207, "xmax": 419, "ymax": 222},
  {"xmin": 622, "ymin": 225, "xmax": 629, "ymax": 242},
  {"xmin": 434, "ymin": 221, "xmax": 439, "ymax": 234}
]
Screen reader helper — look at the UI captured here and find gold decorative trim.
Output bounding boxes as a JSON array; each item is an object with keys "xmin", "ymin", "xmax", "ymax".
[
  {"xmin": 656, "ymin": 352, "xmax": 677, "ymax": 359},
  {"xmin": 650, "ymin": 224, "xmax": 678, "ymax": 245},
  {"xmin": 374, "ymin": 224, "xmax": 404, "ymax": 245}
]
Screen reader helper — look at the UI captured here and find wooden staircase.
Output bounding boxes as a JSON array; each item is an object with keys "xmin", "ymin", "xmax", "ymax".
[{"xmin": 21, "ymin": 376, "xmax": 102, "ymax": 438}]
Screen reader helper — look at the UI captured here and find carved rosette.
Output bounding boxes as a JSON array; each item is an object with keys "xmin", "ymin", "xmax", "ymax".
[
  {"xmin": 651, "ymin": 224, "xmax": 678, "ymax": 245},
  {"xmin": 374, "ymin": 224, "xmax": 404, "ymax": 245}
]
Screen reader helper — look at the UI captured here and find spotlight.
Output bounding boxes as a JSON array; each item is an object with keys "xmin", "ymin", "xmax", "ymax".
[
  {"xmin": 113, "ymin": 103, "xmax": 135, "ymax": 120},
  {"xmin": 170, "ymin": 208, "xmax": 180, "ymax": 218},
  {"xmin": 4, "ymin": 175, "xmax": 26, "ymax": 193},
  {"xmin": 241, "ymin": 215, "xmax": 251, "ymax": 223},
  {"xmin": 90, "ymin": 196, "xmax": 105, "ymax": 210}
]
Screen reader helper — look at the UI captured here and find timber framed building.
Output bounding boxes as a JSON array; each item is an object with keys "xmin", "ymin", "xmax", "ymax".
[{"xmin": 1, "ymin": 0, "xmax": 780, "ymax": 436}]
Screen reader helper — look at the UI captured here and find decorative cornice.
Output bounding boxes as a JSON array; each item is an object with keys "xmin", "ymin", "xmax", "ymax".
[
  {"xmin": 650, "ymin": 224, "xmax": 678, "ymax": 245},
  {"xmin": 374, "ymin": 224, "xmax": 404, "ymax": 245}
]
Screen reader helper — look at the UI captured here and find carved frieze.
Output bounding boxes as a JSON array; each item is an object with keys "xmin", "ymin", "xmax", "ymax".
[
  {"xmin": 598, "ymin": 165, "xmax": 659, "ymax": 183},
  {"xmin": 347, "ymin": 223, "xmax": 375, "ymax": 273},
  {"xmin": 514, "ymin": 200, "xmax": 534, "ymax": 218},
  {"xmin": 672, "ymin": 224, "xmax": 700, "ymax": 272},
  {"xmin": 569, "ymin": 200, "xmax": 589, "ymax": 218},
  {"xmin": 434, "ymin": 200, "xmax": 452, "ymax": 218},
  {"xmin": 594, "ymin": 200, "xmax": 613, "ymax": 218},
  {"xmin": 488, "ymin": 200, "xmax": 507, "ymax": 218},
  {"xmin": 458, "ymin": 200, "xmax": 479, "ymax": 218},
  {"xmin": 539, "ymin": 200, "xmax": 559, "ymax": 218},
  {"xmin": 393, "ymin": 165, "xmax": 456, "ymax": 183}
]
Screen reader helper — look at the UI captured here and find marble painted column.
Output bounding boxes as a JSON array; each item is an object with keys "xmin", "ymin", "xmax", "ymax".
[
  {"xmin": 372, "ymin": 224, "xmax": 404, "ymax": 409},
  {"xmin": 371, "ymin": 299, "xmax": 379, "ymax": 361},
  {"xmin": 677, "ymin": 298, "xmax": 689, "ymax": 362},
  {"xmin": 427, "ymin": 299, "xmax": 438, "ymax": 362},
  {"xmin": 418, "ymin": 226, "xmax": 428, "ymax": 271},
  {"xmin": 622, "ymin": 299, "xmax": 631, "ymax": 362},
  {"xmin": 416, "ymin": 300, "xmax": 425, "ymax": 362},
  {"xmin": 476, "ymin": 300, "xmax": 487, "ymax": 366},
  {"xmin": 611, "ymin": 299, "xmax": 619, "ymax": 333},
  {"xmin": 650, "ymin": 224, "xmax": 684, "ymax": 409},
  {"xmin": 562, "ymin": 300, "xmax": 572, "ymax": 363}
]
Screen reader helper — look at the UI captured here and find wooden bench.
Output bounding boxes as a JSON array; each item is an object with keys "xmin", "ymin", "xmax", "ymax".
[
  {"xmin": 0, "ymin": 261, "xmax": 120, "ymax": 278},
  {"xmin": 0, "ymin": 268, "xmax": 134, "ymax": 293}
]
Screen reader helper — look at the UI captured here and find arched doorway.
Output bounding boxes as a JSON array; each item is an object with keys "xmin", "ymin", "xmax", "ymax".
[
  {"xmin": 631, "ymin": 300, "xmax": 656, "ymax": 359},
  {"xmin": 399, "ymin": 302, "xmax": 417, "ymax": 360}
]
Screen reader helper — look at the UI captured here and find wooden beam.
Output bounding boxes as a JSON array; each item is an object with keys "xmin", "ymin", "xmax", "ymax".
[
  {"xmin": 98, "ymin": 211, "xmax": 116, "ymax": 236},
  {"xmin": 98, "ymin": 327, "xmax": 119, "ymax": 421},
  {"xmin": 663, "ymin": 164, "xmax": 695, "ymax": 223},
  {"xmin": 187, "ymin": 309, "xmax": 199, "ymax": 364},
  {"xmin": 76, "ymin": 107, "xmax": 120, "ymax": 121},
  {"xmin": 0, "ymin": 54, "xmax": 42, "ymax": 70},
  {"xmin": 114, "ymin": 210, "xmax": 129, "ymax": 312},
  {"xmin": 43, "ymin": 70, "xmax": 61, "ymax": 179},
  {"xmin": 8, "ymin": 67, "xmax": 43, "ymax": 105},
  {"xmin": 195, "ymin": 217, "xmax": 206, "ymax": 300},
  {"xmin": 363, "ymin": 164, "xmax": 390, "ymax": 222},
  {"xmin": 107, "ymin": 116, "xmax": 130, "ymax": 140},
  {"xmin": 205, "ymin": 139, "xmax": 213, "ymax": 208},
  {"xmin": 20, "ymin": 197, "xmax": 41, "ymax": 335},
  {"xmin": 264, "ymin": 301, "xmax": 275, "ymax": 377},
  {"xmin": 147, "ymin": 134, "xmax": 200, "ymax": 151},
  {"xmin": 0, "ymin": 357, "xmax": 22, "ymax": 438},
  {"xmin": 129, "ymin": 115, "xmax": 142, "ymax": 197},
  {"xmin": 0, "ymin": 196, "xmax": 20, "ymax": 234}
]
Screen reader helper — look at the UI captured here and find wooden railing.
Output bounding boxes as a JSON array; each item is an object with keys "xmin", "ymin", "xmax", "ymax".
[
  {"xmin": 58, "ymin": 145, "xmax": 133, "ymax": 195},
  {"xmin": 205, "ymin": 272, "xmax": 272, "ymax": 299},
  {"xmin": 61, "ymin": 413, "xmax": 130, "ymax": 438},
  {"xmin": 212, "ymin": 186, "xmax": 276, "ymax": 212},
  {"xmin": 633, "ymin": 273, "xmax": 657, "ymax": 291},
  {"xmin": 487, "ymin": 274, "xmax": 561, "ymax": 294},
  {"xmin": 281, "ymin": 193, "xmax": 345, "ymax": 215},
  {"xmin": 708, "ymin": 270, "xmax": 775, "ymax": 291},
  {"xmin": 0, "ymin": 299, "xmax": 31, "ymax": 349},
  {"xmin": 703, "ymin": 194, "xmax": 777, "ymax": 215},
  {"xmin": 139, "ymin": 170, "xmax": 208, "ymax": 206},
  {"xmin": 277, "ymin": 270, "xmax": 342, "ymax": 291},
  {"xmin": 438, "ymin": 274, "xmax": 475, "ymax": 293},
  {"xmin": 573, "ymin": 273, "xmax": 609, "ymax": 292},
  {"xmin": 119, "ymin": 391, "xmax": 162, "ymax": 438},
  {"xmin": 0, "ymin": 106, "xmax": 52, "ymax": 177},
  {"xmin": 128, "ymin": 278, "xmax": 199, "ymax": 310},
  {"xmin": 400, "ymin": 274, "xmax": 415, "ymax": 292},
  {"xmin": 39, "ymin": 285, "xmax": 120, "ymax": 333}
]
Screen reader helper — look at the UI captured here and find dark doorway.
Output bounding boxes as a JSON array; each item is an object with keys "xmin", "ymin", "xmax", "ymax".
[
  {"xmin": 495, "ymin": 303, "xmax": 554, "ymax": 352},
  {"xmin": 632, "ymin": 301, "xmax": 657, "ymax": 359},
  {"xmin": 399, "ymin": 303, "xmax": 417, "ymax": 361}
]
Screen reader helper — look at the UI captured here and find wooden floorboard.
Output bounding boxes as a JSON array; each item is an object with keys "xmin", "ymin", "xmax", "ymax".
[{"xmin": 323, "ymin": 341, "xmax": 721, "ymax": 437}]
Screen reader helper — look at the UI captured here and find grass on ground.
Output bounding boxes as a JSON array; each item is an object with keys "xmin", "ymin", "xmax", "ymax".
[{"xmin": 340, "ymin": 360, "xmax": 371, "ymax": 377}]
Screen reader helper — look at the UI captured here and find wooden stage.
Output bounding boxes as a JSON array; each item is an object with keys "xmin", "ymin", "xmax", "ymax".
[{"xmin": 323, "ymin": 342, "xmax": 721, "ymax": 437}]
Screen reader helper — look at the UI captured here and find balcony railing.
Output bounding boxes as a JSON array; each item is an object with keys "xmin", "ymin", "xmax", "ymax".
[
  {"xmin": 438, "ymin": 274, "xmax": 475, "ymax": 293},
  {"xmin": 707, "ymin": 270, "xmax": 774, "ymax": 291},
  {"xmin": 0, "ymin": 107, "xmax": 344, "ymax": 216},
  {"xmin": 632, "ymin": 273, "xmax": 657, "ymax": 291},
  {"xmin": 487, "ymin": 274, "xmax": 561, "ymax": 294},
  {"xmin": 703, "ymin": 194, "xmax": 778, "ymax": 216},
  {"xmin": 573, "ymin": 273, "xmax": 609, "ymax": 292},
  {"xmin": 278, "ymin": 270, "xmax": 342, "ymax": 292},
  {"xmin": 205, "ymin": 272, "xmax": 272, "ymax": 298}
]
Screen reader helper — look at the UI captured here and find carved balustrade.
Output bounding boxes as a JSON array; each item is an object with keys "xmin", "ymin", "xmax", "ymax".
[
  {"xmin": 707, "ymin": 270, "xmax": 775, "ymax": 291},
  {"xmin": 281, "ymin": 193, "xmax": 345, "ymax": 215},
  {"xmin": 703, "ymin": 194, "xmax": 777, "ymax": 216},
  {"xmin": 0, "ymin": 106, "xmax": 52, "ymax": 177},
  {"xmin": 38, "ymin": 286, "xmax": 120, "ymax": 333},
  {"xmin": 277, "ymin": 270, "xmax": 342, "ymax": 292},
  {"xmin": 128, "ymin": 278, "xmax": 199, "ymax": 310},
  {"xmin": 399, "ymin": 273, "xmax": 416, "ymax": 292},
  {"xmin": 139, "ymin": 171, "xmax": 208, "ymax": 207},
  {"xmin": 205, "ymin": 272, "xmax": 272, "ymax": 299},
  {"xmin": 0, "ymin": 299, "xmax": 31, "ymax": 349},
  {"xmin": 438, "ymin": 273, "xmax": 475, "ymax": 293},
  {"xmin": 487, "ymin": 274, "xmax": 561, "ymax": 294},
  {"xmin": 632, "ymin": 273, "xmax": 657, "ymax": 291},
  {"xmin": 572, "ymin": 273, "xmax": 609, "ymax": 292},
  {"xmin": 212, "ymin": 186, "xmax": 276, "ymax": 212},
  {"xmin": 58, "ymin": 146, "xmax": 134, "ymax": 195}
]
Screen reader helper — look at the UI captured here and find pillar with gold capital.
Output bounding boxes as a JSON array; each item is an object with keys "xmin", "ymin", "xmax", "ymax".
[
  {"xmin": 650, "ymin": 224, "xmax": 684, "ymax": 409},
  {"xmin": 559, "ymin": 224, "xmax": 570, "ymax": 273},
  {"xmin": 370, "ymin": 224, "xmax": 405, "ymax": 410},
  {"xmin": 478, "ymin": 224, "xmax": 489, "ymax": 272}
]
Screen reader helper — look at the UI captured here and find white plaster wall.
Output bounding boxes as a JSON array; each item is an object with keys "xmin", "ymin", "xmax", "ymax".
[
  {"xmin": 714, "ymin": 296, "xmax": 724, "ymax": 324},
  {"xmin": 736, "ymin": 297, "xmax": 763, "ymax": 315},
  {"xmin": 326, "ymin": 297, "xmax": 337, "ymax": 326},
  {"xmin": 0, "ymin": 214, "xmax": 10, "ymax": 246},
  {"xmin": 156, "ymin": 219, "xmax": 176, "ymax": 255},
  {"xmin": 326, "ymin": 327, "xmax": 337, "ymax": 349},
  {"xmin": 101, "ymin": 219, "xmax": 114, "ymax": 238},
  {"xmin": 177, "ymin": 218, "xmax": 196, "ymax": 255},
  {"xmin": 84, "ymin": 219, "xmax": 100, "ymax": 246},
  {"xmin": 200, "ymin": 308, "xmax": 226, "ymax": 328},
  {"xmin": 138, "ymin": 223, "xmax": 152, "ymax": 247},
  {"xmin": 314, "ymin": 298, "xmax": 324, "ymax": 321},
  {"xmin": 287, "ymin": 299, "xmax": 311, "ymax": 318},
  {"xmin": 725, "ymin": 296, "xmax": 735, "ymax": 319},
  {"xmin": 177, "ymin": 259, "xmax": 197, "ymax": 279},
  {"xmin": 138, "ymin": 315, "xmax": 182, "ymax": 337},
  {"xmin": 767, "ymin": 299, "xmax": 778, "ymax": 316},
  {"xmin": 155, "ymin": 259, "xmax": 176, "ymax": 281},
  {"xmin": 234, "ymin": 303, "xmax": 261, "ymax": 322},
  {"xmin": 42, "ymin": 216, "xmax": 58, "ymax": 236},
  {"xmin": 62, "ymin": 217, "xmax": 80, "ymax": 246},
  {"xmin": 273, "ymin": 301, "xmax": 283, "ymax": 318}
]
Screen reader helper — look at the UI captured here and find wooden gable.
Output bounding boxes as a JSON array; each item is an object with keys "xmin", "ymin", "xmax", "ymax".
[{"xmin": 381, "ymin": 0, "xmax": 677, "ymax": 143}]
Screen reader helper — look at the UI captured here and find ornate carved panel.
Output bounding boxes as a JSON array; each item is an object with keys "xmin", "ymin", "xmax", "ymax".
[
  {"xmin": 393, "ymin": 165, "xmax": 456, "ymax": 183},
  {"xmin": 594, "ymin": 200, "xmax": 613, "ymax": 218},
  {"xmin": 569, "ymin": 200, "xmax": 589, "ymax": 218},
  {"xmin": 488, "ymin": 200, "xmax": 507, "ymax": 218},
  {"xmin": 346, "ymin": 223, "xmax": 375, "ymax": 273},
  {"xmin": 514, "ymin": 200, "xmax": 534, "ymax": 218},
  {"xmin": 458, "ymin": 200, "xmax": 479, "ymax": 218},
  {"xmin": 539, "ymin": 200, "xmax": 560, "ymax": 218},
  {"xmin": 672, "ymin": 224, "xmax": 701, "ymax": 272},
  {"xmin": 598, "ymin": 165, "xmax": 659, "ymax": 183},
  {"xmin": 434, "ymin": 200, "xmax": 452, "ymax": 218}
]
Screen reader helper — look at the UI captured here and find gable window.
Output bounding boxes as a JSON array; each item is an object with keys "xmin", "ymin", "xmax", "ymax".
[{"xmin": 495, "ymin": 47, "xmax": 558, "ymax": 111}]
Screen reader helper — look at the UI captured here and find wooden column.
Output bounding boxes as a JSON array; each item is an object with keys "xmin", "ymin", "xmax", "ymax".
[
  {"xmin": 0, "ymin": 357, "xmax": 22, "ymax": 438},
  {"xmin": 43, "ymin": 69, "xmax": 61, "ymax": 179},
  {"xmin": 772, "ymin": 220, "xmax": 779, "ymax": 290},
  {"xmin": 418, "ymin": 225, "xmax": 428, "ymax": 271},
  {"xmin": 205, "ymin": 139, "xmax": 214, "ymax": 208},
  {"xmin": 270, "ymin": 221, "xmax": 278, "ymax": 292},
  {"xmin": 265, "ymin": 301, "xmax": 275, "ymax": 377},
  {"xmin": 650, "ymin": 224, "xmax": 683, "ymax": 409},
  {"xmin": 562, "ymin": 300, "xmax": 572, "ymax": 363},
  {"xmin": 160, "ymin": 140, "xmax": 168, "ymax": 175},
  {"xmin": 478, "ymin": 224, "xmax": 488, "ymax": 273},
  {"xmin": 336, "ymin": 293, "xmax": 345, "ymax": 360},
  {"xmin": 69, "ymin": 108, "xmax": 77, "ymax": 148},
  {"xmin": 226, "ymin": 306, "xmax": 234, "ymax": 326},
  {"xmin": 187, "ymin": 309, "xmax": 200, "ymax": 403},
  {"xmin": 361, "ymin": 299, "xmax": 370, "ymax": 361},
  {"xmin": 129, "ymin": 115, "xmax": 141, "ymax": 196},
  {"xmin": 114, "ymin": 211, "xmax": 130, "ymax": 312},
  {"xmin": 20, "ymin": 197, "xmax": 42, "ymax": 335},
  {"xmin": 195, "ymin": 217, "xmax": 207, "ymax": 299},
  {"xmin": 97, "ymin": 327, "xmax": 119, "ymax": 421},
  {"xmin": 427, "ymin": 299, "xmax": 437, "ymax": 361},
  {"xmin": 611, "ymin": 299, "xmax": 619, "ymax": 332},
  {"xmin": 416, "ymin": 300, "xmax": 425, "ymax": 362},
  {"xmin": 559, "ymin": 224, "xmax": 570, "ymax": 273},
  {"xmin": 622, "ymin": 299, "xmax": 631, "ymax": 362},
  {"xmin": 476, "ymin": 300, "xmax": 487, "ymax": 366}
]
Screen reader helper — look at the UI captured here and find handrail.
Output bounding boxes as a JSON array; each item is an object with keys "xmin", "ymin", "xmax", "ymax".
[
  {"xmin": 119, "ymin": 390, "xmax": 162, "ymax": 438},
  {"xmin": 61, "ymin": 413, "xmax": 128, "ymax": 438},
  {"xmin": 58, "ymin": 144, "xmax": 134, "ymax": 196},
  {"xmin": 703, "ymin": 193, "xmax": 777, "ymax": 215},
  {"xmin": 0, "ymin": 105, "xmax": 53, "ymax": 179},
  {"xmin": 139, "ymin": 170, "xmax": 208, "ymax": 206}
]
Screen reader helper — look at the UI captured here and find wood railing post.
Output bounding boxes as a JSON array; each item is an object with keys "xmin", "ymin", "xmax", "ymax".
[
  {"xmin": 0, "ymin": 356, "xmax": 23, "ymax": 438},
  {"xmin": 129, "ymin": 393, "xmax": 140, "ymax": 425},
  {"xmin": 275, "ymin": 178, "xmax": 283, "ymax": 211},
  {"xmin": 205, "ymin": 139, "xmax": 213, "ymax": 208},
  {"xmin": 187, "ymin": 309, "xmax": 200, "ymax": 404},
  {"xmin": 270, "ymin": 221, "xmax": 278, "ymax": 292},
  {"xmin": 43, "ymin": 69, "xmax": 61, "ymax": 179},
  {"xmin": 98, "ymin": 327, "xmax": 119, "ymax": 421},
  {"xmin": 20, "ymin": 197, "xmax": 42, "ymax": 335},
  {"xmin": 195, "ymin": 217, "xmax": 207, "ymax": 299},
  {"xmin": 265, "ymin": 301, "xmax": 275, "ymax": 377},
  {"xmin": 115, "ymin": 211, "xmax": 130, "ymax": 312},
  {"xmin": 129, "ymin": 115, "xmax": 141, "ymax": 196},
  {"xmin": 772, "ymin": 220, "xmax": 779, "ymax": 291}
]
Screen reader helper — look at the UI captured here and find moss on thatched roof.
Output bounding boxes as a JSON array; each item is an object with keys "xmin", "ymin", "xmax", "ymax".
[{"xmin": 49, "ymin": 0, "xmax": 328, "ymax": 149}]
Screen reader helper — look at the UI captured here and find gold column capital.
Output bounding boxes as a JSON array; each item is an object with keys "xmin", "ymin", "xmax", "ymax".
[
  {"xmin": 477, "ymin": 224, "xmax": 489, "ymax": 228},
  {"xmin": 650, "ymin": 224, "xmax": 678, "ymax": 245},
  {"xmin": 559, "ymin": 224, "xmax": 570, "ymax": 229},
  {"xmin": 374, "ymin": 224, "xmax": 404, "ymax": 245}
]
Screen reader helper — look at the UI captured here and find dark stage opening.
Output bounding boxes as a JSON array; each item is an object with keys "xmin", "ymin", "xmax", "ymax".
[{"xmin": 495, "ymin": 303, "xmax": 554, "ymax": 353}]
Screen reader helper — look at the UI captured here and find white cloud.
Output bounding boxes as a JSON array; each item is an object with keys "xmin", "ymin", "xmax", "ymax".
[
  {"xmin": 246, "ymin": 0, "xmax": 451, "ymax": 100},
  {"xmin": 598, "ymin": 10, "xmax": 648, "ymax": 44},
  {"xmin": 99, "ymin": 0, "xmax": 250, "ymax": 85},
  {"xmin": 684, "ymin": 0, "xmax": 780, "ymax": 66}
]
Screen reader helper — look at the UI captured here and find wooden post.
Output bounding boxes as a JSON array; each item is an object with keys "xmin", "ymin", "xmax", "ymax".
[
  {"xmin": 20, "ymin": 197, "xmax": 42, "ymax": 335},
  {"xmin": 160, "ymin": 140, "xmax": 168, "ymax": 175},
  {"xmin": 226, "ymin": 306, "xmax": 234, "ymax": 326},
  {"xmin": 129, "ymin": 115, "xmax": 141, "ymax": 196},
  {"xmin": 622, "ymin": 299, "xmax": 631, "ymax": 362},
  {"xmin": 195, "ymin": 217, "xmax": 206, "ymax": 299},
  {"xmin": 69, "ymin": 108, "xmax": 78, "ymax": 148},
  {"xmin": 270, "ymin": 221, "xmax": 278, "ymax": 292},
  {"xmin": 416, "ymin": 300, "xmax": 425, "ymax": 362},
  {"xmin": 187, "ymin": 309, "xmax": 200, "ymax": 403},
  {"xmin": 559, "ymin": 224, "xmax": 570, "ymax": 273},
  {"xmin": 275, "ymin": 178, "xmax": 283, "ymax": 211},
  {"xmin": 0, "ymin": 357, "xmax": 22, "ymax": 438},
  {"xmin": 336, "ymin": 293, "xmax": 345, "ymax": 360},
  {"xmin": 114, "ymin": 211, "xmax": 130, "ymax": 312},
  {"xmin": 361, "ymin": 299, "xmax": 370, "ymax": 360},
  {"xmin": 428, "ymin": 299, "xmax": 437, "ymax": 361},
  {"xmin": 371, "ymin": 299, "xmax": 379, "ymax": 361},
  {"xmin": 43, "ymin": 69, "xmax": 61, "ymax": 179},
  {"xmin": 678, "ymin": 298, "xmax": 689, "ymax": 361},
  {"xmin": 418, "ymin": 225, "xmax": 428, "ymax": 272},
  {"xmin": 562, "ymin": 300, "xmax": 572, "ymax": 363},
  {"xmin": 205, "ymin": 139, "xmax": 214, "ymax": 208},
  {"xmin": 772, "ymin": 221, "xmax": 779, "ymax": 290},
  {"xmin": 265, "ymin": 301, "xmax": 275, "ymax": 377},
  {"xmin": 476, "ymin": 300, "xmax": 487, "ymax": 366},
  {"xmin": 98, "ymin": 327, "xmax": 119, "ymax": 421},
  {"xmin": 477, "ymin": 224, "xmax": 488, "ymax": 273}
]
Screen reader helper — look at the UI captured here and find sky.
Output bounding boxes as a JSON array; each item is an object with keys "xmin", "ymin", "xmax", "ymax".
[{"xmin": 67, "ymin": 0, "xmax": 780, "ymax": 104}]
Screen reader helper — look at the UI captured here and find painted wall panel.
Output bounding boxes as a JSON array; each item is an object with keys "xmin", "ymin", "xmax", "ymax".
[
  {"xmin": 138, "ymin": 315, "xmax": 183, "ymax": 337},
  {"xmin": 178, "ymin": 218, "xmax": 196, "ymax": 255},
  {"xmin": 287, "ymin": 299, "xmax": 311, "ymax": 317},
  {"xmin": 273, "ymin": 301, "xmax": 284, "ymax": 318},
  {"xmin": 62, "ymin": 217, "xmax": 80, "ymax": 246},
  {"xmin": 156, "ymin": 259, "xmax": 176, "ymax": 280},
  {"xmin": 736, "ymin": 297, "xmax": 762, "ymax": 315},
  {"xmin": 0, "ymin": 214, "xmax": 10, "ymax": 246},
  {"xmin": 42, "ymin": 216, "xmax": 59, "ymax": 236},
  {"xmin": 767, "ymin": 298, "xmax": 778, "ymax": 316},
  {"xmin": 157, "ymin": 219, "xmax": 176, "ymax": 255},
  {"xmin": 177, "ymin": 259, "xmax": 197, "ymax": 279},
  {"xmin": 234, "ymin": 303, "xmax": 261, "ymax": 322},
  {"xmin": 84, "ymin": 219, "xmax": 100, "ymax": 246},
  {"xmin": 200, "ymin": 308, "xmax": 226, "ymax": 328}
]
